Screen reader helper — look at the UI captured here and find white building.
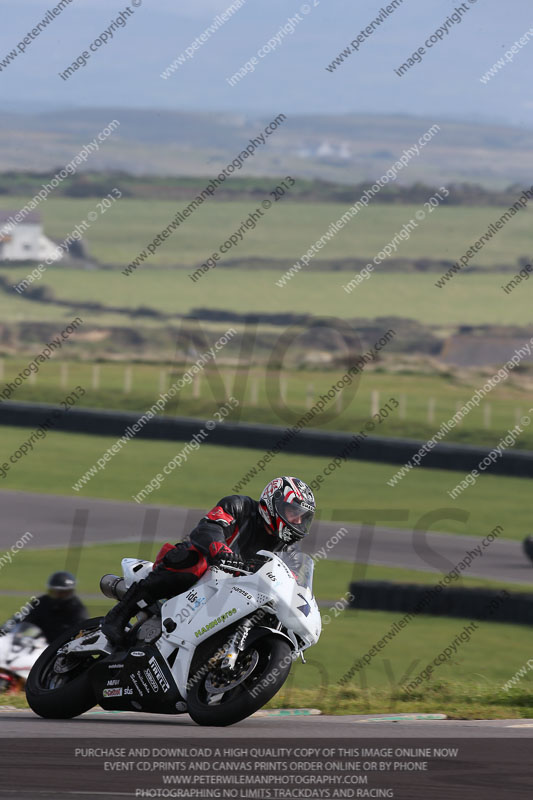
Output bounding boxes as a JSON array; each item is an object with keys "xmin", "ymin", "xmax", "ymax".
[{"xmin": 0, "ymin": 211, "xmax": 63, "ymax": 262}]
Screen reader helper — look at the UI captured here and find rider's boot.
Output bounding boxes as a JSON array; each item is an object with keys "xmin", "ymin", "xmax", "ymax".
[
  {"xmin": 101, "ymin": 580, "xmax": 155, "ymax": 646},
  {"xmin": 101, "ymin": 568, "xmax": 180, "ymax": 646}
]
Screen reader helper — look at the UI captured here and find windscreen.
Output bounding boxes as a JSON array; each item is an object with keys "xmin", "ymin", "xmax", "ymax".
[{"xmin": 279, "ymin": 551, "xmax": 315, "ymax": 592}]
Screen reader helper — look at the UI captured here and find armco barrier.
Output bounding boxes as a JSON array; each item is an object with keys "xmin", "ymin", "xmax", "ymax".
[
  {"xmin": 349, "ymin": 580, "xmax": 533, "ymax": 625},
  {"xmin": 1, "ymin": 400, "xmax": 533, "ymax": 476}
]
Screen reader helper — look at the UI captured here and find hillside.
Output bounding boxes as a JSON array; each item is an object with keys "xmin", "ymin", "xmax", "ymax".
[{"xmin": 0, "ymin": 110, "xmax": 532, "ymax": 186}]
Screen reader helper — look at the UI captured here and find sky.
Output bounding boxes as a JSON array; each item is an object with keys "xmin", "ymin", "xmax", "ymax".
[{"xmin": 0, "ymin": 0, "xmax": 532, "ymax": 127}]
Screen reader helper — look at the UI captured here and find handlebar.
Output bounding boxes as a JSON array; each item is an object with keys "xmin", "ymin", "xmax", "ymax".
[{"xmin": 216, "ymin": 554, "xmax": 270, "ymax": 574}]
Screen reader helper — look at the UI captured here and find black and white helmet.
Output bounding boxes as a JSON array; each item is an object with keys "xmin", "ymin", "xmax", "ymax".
[
  {"xmin": 47, "ymin": 571, "xmax": 76, "ymax": 599},
  {"xmin": 259, "ymin": 477, "xmax": 316, "ymax": 545}
]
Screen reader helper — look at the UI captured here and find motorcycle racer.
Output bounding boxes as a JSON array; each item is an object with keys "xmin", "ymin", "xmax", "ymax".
[
  {"xmin": 102, "ymin": 476, "xmax": 316, "ymax": 645},
  {"xmin": 1, "ymin": 572, "xmax": 87, "ymax": 645}
]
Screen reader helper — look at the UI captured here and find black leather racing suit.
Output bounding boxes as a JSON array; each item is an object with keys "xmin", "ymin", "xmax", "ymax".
[
  {"xmin": 101, "ymin": 494, "xmax": 301, "ymax": 643},
  {"xmin": 3, "ymin": 594, "xmax": 88, "ymax": 644},
  {"xmin": 147, "ymin": 495, "xmax": 291, "ymax": 599}
]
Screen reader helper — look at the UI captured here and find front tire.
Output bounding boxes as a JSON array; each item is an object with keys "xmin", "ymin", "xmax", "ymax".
[
  {"xmin": 187, "ymin": 633, "xmax": 292, "ymax": 727},
  {"xmin": 26, "ymin": 617, "xmax": 103, "ymax": 719}
]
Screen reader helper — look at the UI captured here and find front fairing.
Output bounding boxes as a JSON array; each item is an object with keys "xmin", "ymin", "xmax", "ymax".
[{"xmin": 255, "ymin": 550, "xmax": 322, "ymax": 647}]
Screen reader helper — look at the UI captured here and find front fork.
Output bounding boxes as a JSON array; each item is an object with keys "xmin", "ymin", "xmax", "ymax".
[
  {"xmin": 220, "ymin": 618, "xmax": 253, "ymax": 671},
  {"xmin": 219, "ymin": 619, "xmax": 306, "ymax": 669}
]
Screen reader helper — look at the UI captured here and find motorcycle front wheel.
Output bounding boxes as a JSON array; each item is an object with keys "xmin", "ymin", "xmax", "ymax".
[
  {"xmin": 187, "ymin": 633, "xmax": 292, "ymax": 726},
  {"xmin": 26, "ymin": 617, "xmax": 103, "ymax": 719}
]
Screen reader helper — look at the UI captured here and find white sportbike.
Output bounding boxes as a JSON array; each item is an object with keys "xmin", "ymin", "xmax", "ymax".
[
  {"xmin": 26, "ymin": 550, "xmax": 321, "ymax": 726},
  {"xmin": 0, "ymin": 623, "xmax": 47, "ymax": 693}
]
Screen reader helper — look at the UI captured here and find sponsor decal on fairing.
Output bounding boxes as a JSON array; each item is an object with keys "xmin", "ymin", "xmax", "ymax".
[{"xmin": 103, "ymin": 687, "xmax": 123, "ymax": 698}]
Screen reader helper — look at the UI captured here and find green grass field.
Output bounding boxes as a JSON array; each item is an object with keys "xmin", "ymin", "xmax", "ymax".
[
  {"xmin": 0, "ymin": 290, "xmax": 142, "ymax": 328},
  {"xmin": 3, "ymin": 358, "xmax": 533, "ymax": 448},
  {"xmin": 0, "ymin": 427, "xmax": 531, "ymax": 539},
  {"xmin": 2, "ymin": 196, "xmax": 533, "ymax": 327},
  {"xmin": 4, "ymin": 265, "xmax": 533, "ymax": 326},
  {"xmin": 3, "ymin": 196, "xmax": 532, "ymax": 267}
]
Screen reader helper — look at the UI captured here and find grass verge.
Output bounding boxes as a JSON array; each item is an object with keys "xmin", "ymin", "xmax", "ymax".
[
  {"xmin": 3, "ymin": 683, "xmax": 533, "ymax": 718},
  {"xmin": 264, "ymin": 683, "xmax": 533, "ymax": 719}
]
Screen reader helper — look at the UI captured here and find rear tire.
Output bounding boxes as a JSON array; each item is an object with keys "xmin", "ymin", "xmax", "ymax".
[
  {"xmin": 187, "ymin": 633, "xmax": 292, "ymax": 727},
  {"xmin": 26, "ymin": 617, "xmax": 103, "ymax": 719}
]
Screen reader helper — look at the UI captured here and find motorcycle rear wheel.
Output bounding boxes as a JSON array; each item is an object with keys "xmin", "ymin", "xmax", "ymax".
[
  {"xmin": 26, "ymin": 617, "xmax": 103, "ymax": 719},
  {"xmin": 187, "ymin": 633, "xmax": 292, "ymax": 727}
]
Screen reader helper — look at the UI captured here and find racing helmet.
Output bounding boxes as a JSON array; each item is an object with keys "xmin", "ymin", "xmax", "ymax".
[
  {"xmin": 258, "ymin": 477, "xmax": 315, "ymax": 545},
  {"xmin": 47, "ymin": 571, "xmax": 76, "ymax": 599}
]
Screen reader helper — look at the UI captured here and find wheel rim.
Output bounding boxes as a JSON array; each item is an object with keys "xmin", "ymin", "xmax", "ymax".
[
  {"xmin": 205, "ymin": 648, "xmax": 260, "ymax": 695},
  {"xmin": 37, "ymin": 624, "xmax": 102, "ymax": 691},
  {"xmin": 196, "ymin": 637, "xmax": 282, "ymax": 708}
]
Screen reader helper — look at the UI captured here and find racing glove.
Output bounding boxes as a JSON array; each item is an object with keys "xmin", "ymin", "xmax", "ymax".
[
  {"xmin": 207, "ymin": 542, "xmax": 234, "ymax": 565},
  {"xmin": 207, "ymin": 542, "xmax": 248, "ymax": 571}
]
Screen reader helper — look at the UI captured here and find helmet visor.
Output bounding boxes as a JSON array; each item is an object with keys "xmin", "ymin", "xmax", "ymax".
[
  {"xmin": 275, "ymin": 498, "xmax": 314, "ymax": 536},
  {"xmin": 48, "ymin": 588, "xmax": 74, "ymax": 599}
]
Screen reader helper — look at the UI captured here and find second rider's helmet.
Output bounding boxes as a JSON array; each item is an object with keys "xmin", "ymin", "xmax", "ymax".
[{"xmin": 47, "ymin": 571, "xmax": 76, "ymax": 600}]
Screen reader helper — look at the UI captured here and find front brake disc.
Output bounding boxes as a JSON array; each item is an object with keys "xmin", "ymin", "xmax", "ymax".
[
  {"xmin": 204, "ymin": 649, "xmax": 259, "ymax": 694},
  {"xmin": 53, "ymin": 654, "xmax": 79, "ymax": 674}
]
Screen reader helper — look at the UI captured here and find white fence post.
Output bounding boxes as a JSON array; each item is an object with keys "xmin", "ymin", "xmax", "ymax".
[
  {"xmin": 306, "ymin": 383, "xmax": 314, "ymax": 410},
  {"xmin": 60, "ymin": 363, "xmax": 68, "ymax": 389},
  {"xmin": 193, "ymin": 374, "xmax": 201, "ymax": 399},
  {"xmin": 223, "ymin": 372, "xmax": 232, "ymax": 400},
  {"xmin": 250, "ymin": 377, "xmax": 259, "ymax": 406},
  {"xmin": 280, "ymin": 376, "xmax": 287, "ymax": 404},
  {"xmin": 123, "ymin": 366, "xmax": 132, "ymax": 393},
  {"xmin": 399, "ymin": 394, "xmax": 406, "ymax": 420}
]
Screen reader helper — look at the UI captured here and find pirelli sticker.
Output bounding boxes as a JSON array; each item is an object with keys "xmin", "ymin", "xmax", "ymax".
[{"xmin": 194, "ymin": 608, "xmax": 237, "ymax": 638}]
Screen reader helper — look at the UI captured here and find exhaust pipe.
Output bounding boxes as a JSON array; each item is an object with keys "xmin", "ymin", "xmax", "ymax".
[{"xmin": 100, "ymin": 574, "xmax": 126, "ymax": 600}]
